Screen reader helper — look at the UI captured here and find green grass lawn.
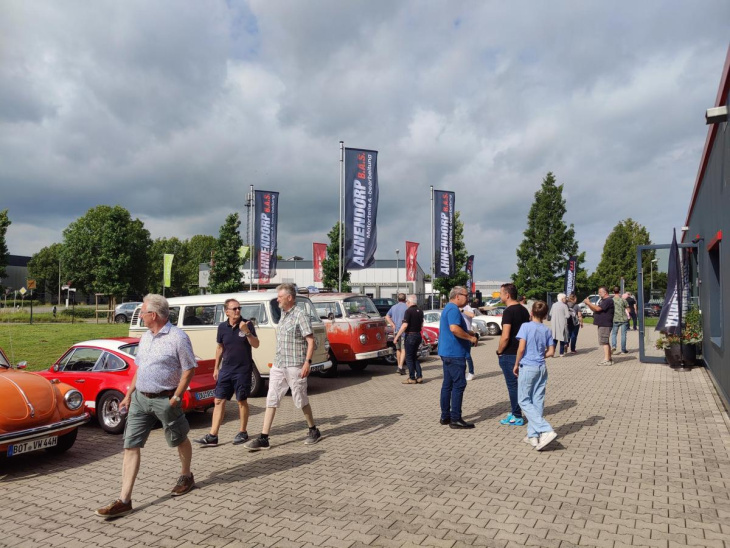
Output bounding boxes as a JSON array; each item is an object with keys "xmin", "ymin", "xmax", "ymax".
[
  {"xmin": 0, "ymin": 323, "xmax": 130, "ymax": 371},
  {"xmin": 582, "ymin": 316, "xmax": 658, "ymax": 327}
]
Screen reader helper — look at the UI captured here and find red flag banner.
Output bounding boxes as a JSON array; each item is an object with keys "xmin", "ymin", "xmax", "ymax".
[
  {"xmin": 313, "ymin": 243, "xmax": 327, "ymax": 283},
  {"xmin": 406, "ymin": 241, "xmax": 419, "ymax": 281}
]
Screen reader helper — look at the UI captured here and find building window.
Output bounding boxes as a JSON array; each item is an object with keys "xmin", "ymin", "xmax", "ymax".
[{"xmin": 708, "ymin": 241, "xmax": 723, "ymax": 347}]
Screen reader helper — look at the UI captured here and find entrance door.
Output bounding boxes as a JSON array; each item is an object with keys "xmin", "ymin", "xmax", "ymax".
[{"xmin": 637, "ymin": 243, "xmax": 699, "ymax": 363}]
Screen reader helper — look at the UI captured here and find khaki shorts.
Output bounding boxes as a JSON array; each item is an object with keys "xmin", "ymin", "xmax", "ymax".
[
  {"xmin": 266, "ymin": 366, "xmax": 309, "ymax": 409},
  {"xmin": 597, "ymin": 326, "xmax": 611, "ymax": 345},
  {"xmin": 123, "ymin": 390, "xmax": 190, "ymax": 449},
  {"xmin": 394, "ymin": 338, "xmax": 403, "ymax": 351}
]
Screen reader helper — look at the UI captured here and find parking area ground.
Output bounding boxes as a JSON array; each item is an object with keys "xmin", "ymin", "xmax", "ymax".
[{"xmin": 2, "ymin": 327, "xmax": 730, "ymax": 547}]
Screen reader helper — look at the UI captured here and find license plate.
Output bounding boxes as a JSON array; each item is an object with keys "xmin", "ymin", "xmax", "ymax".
[
  {"xmin": 310, "ymin": 363, "xmax": 324, "ymax": 372},
  {"xmin": 195, "ymin": 390, "xmax": 215, "ymax": 401},
  {"xmin": 7, "ymin": 436, "xmax": 58, "ymax": 457},
  {"xmin": 376, "ymin": 348, "xmax": 392, "ymax": 357}
]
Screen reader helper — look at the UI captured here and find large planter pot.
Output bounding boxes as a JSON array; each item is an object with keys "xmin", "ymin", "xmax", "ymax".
[{"xmin": 664, "ymin": 344, "xmax": 698, "ymax": 367}]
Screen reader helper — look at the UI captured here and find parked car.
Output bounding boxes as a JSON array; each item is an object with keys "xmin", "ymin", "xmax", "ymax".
[
  {"xmin": 1, "ymin": 347, "xmax": 90, "ymax": 458},
  {"xmin": 578, "ymin": 303, "xmax": 593, "ymax": 317},
  {"xmin": 310, "ymin": 294, "xmax": 393, "ymax": 373},
  {"xmin": 114, "ymin": 301, "xmax": 142, "ymax": 323},
  {"xmin": 421, "ymin": 325, "xmax": 439, "ymax": 354},
  {"xmin": 36, "ymin": 338, "xmax": 216, "ymax": 434},
  {"xmin": 479, "ymin": 309, "xmax": 504, "ymax": 335},
  {"xmin": 372, "ymin": 298, "xmax": 396, "ymax": 317},
  {"xmin": 470, "ymin": 317, "xmax": 489, "ymax": 338}
]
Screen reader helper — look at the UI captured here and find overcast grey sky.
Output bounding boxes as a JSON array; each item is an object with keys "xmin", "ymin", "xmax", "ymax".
[{"xmin": 1, "ymin": 1, "xmax": 728, "ymax": 281}]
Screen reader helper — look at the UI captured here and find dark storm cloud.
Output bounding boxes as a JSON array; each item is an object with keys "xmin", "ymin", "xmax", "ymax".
[{"xmin": 1, "ymin": 1, "xmax": 728, "ymax": 282}]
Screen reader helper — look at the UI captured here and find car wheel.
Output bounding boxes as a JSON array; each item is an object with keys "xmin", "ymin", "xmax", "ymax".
[
  {"xmin": 114, "ymin": 314, "xmax": 128, "ymax": 324},
  {"xmin": 487, "ymin": 323, "xmax": 501, "ymax": 336},
  {"xmin": 46, "ymin": 428, "xmax": 78, "ymax": 454},
  {"xmin": 250, "ymin": 366, "xmax": 265, "ymax": 397},
  {"xmin": 383, "ymin": 343, "xmax": 397, "ymax": 365},
  {"xmin": 319, "ymin": 352, "xmax": 339, "ymax": 378},
  {"xmin": 98, "ymin": 390, "xmax": 127, "ymax": 435},
  {"xmin": 348, "ymin": 362, "xmax": 368, "ymax": 371}
]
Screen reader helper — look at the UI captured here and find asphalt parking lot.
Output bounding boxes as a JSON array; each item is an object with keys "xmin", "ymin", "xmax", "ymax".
[{"xmin": 2, "ymin": 327, "xmax": 730, "ymax": 547}]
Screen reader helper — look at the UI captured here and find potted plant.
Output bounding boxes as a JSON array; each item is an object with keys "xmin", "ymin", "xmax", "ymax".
[{"xmin": 654, "ymin": 306, "xmax": 703, "ymax": 366}]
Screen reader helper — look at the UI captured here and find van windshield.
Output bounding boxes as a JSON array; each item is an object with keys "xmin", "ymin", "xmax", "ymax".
[
  {"xmin": 343, "ymin": 297, "xmax": 380, "ymax": 318},
  {"xmin": 269, "ymin": 297, "xmax": 322, "ymax": 325}
]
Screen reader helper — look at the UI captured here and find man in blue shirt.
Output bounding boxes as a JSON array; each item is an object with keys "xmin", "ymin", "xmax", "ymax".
[
  {"xmin": 386, "ymin": 293, "xmax": 408, "ymax": 375},
  {"xmin": 438, "ymin": 286, "xmax": 478, "ymax": 429}
]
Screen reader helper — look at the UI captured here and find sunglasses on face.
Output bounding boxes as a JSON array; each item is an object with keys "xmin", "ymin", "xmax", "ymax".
[{"xmin": 228, "ymin": 307, "xmax": 241, "ymax": 311}]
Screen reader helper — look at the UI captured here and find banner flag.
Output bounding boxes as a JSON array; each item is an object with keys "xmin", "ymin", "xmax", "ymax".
[
  {"xmin": 313, "ymin": 243, "xmax": 327, "ymax": 283},
  {"xmin": 564, "ymin": 256, "xmax": 577, "ymax": 296},
  {"xmin": 163, "ymin": 254, "xmax": 174, "ymax": 288},
  {"xmin": 405, "ymin": 241, "xmax": 419, "ymax": 282},
  {"xmin": 656, "ymin": 229, "xmax": 684, "ymax": 335},
  {"xmin": 433, "ymin": 190, "xmax": 455, "ymax": 278},
  {"xmin": 254, "ymin": 190, "xmax": 279, "ymax": 283},
  {"xmin": 344, "ymin": 148, "xmax": 378, "ymax": 270},
  {"xmin": 465, "ymin": 255, "xmax": 475, "ymax": 295}
]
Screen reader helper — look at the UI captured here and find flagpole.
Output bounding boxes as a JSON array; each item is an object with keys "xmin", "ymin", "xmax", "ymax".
[
  {"xmin": 251, "ymin": 185, "xmax": 256, "ymax": 291},
  {"xmin": 430, "ymin": 185, "xmax": 434, "ymax": 306},
  {"xmin": 339, "ymin": 141, "xmax": 344, "ymax": 293},
  {"xmin": 162, "ymin": 254, "xmax": 165, "ymax": 297}
]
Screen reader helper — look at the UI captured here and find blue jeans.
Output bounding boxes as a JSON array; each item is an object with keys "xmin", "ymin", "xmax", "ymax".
[
  {"xmin": 440, "ymin": 356, "xmax": 467, "ymax": 421},
  {"xmin": 404, "ymin": 333, "xmax": 423, "ymax": 380},
  {"xmin": 553, "ymin": 339, "xmax": 568, "ymax": 356},
  {"xmin": 610, "ymin": 321, "xmax": 629, "ymax": 352},
  {"xmin": 517, "ymin": 365, "xmax": 552, "ymax": 439},
  {"xmin": 466, "ymin": 350, "xmax": 474, "ymax": 374},
  {"xmin": 568, "ymin": 323, "xmax": 580, "ymax": 352},
  {"xmin": 498, "ymin": 354, "xmax": 522, "ymax": 419}
]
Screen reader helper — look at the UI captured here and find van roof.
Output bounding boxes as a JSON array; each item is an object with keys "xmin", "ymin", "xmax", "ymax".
[{"xmin": 162, "ymin": 291, "xmax": 303, "ymax": 306}]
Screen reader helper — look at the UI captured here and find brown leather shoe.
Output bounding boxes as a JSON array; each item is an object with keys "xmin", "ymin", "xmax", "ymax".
[
  {"xmin": 95, "ymin": 499, "xmax": 133, "ymax": 519},
  {"xmin": 171, "ymin": 473, "xmax": 195, "ymax": 496},
  {"xmin": 402, "ymin": 378, "xmax": 416, "ymax": 384},
  {"xmin": 416, "ymin": 377, "xmax": 423, "ymax": 384}
]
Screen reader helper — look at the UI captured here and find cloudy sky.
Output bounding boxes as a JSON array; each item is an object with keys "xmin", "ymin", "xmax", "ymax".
[{"xmin": 2, "ymin": 1, "xmax": 728, "ymax": 281}]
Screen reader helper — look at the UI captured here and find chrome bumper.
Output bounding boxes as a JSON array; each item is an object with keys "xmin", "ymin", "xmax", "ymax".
[
  {"xmin": 0, "ymin": 413, "xmax": 91, "ymax": 445},
  {"xmin": 309, "ymin": 360, "xmax": 333, "ymax": 372},
  {"xmin": 355, "ymin": 348, "xmax": 394, "ymax": 360}
]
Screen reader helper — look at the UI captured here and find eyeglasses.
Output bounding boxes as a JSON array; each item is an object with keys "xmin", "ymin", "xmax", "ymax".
[
  {"xmin": 228, "ymin": 307, "xmax": 241, "ymax": 311},
  {"xmin": 140, "ymin": 310, "xmax": 153, "ymax": 316},
  {"xmin": 459, "ymin": 293, "xmax": 468, "ymax": 297}
]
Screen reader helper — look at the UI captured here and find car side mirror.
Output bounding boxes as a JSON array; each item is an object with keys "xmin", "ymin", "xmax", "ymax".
[{"xmin": 16, "ymin": 361, "xmax": 28, "ymax": 370}]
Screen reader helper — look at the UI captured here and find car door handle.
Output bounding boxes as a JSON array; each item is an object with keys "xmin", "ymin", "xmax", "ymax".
[{"xmin": 74, "ymin": 379, "xmax": 85, "ymax": 383}]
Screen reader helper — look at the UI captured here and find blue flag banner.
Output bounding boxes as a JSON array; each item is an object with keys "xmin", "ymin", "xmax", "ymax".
[
  {"xmin": 344, "ymin": 148, "xmax": 378, "ymax": 270},
  {"xmin": 254, "ymin": 190, "xmax": 279, "ymax": 283},
  {"xmin": 434, "ymin": 190, "xmax": 455, "ymax": 278},
  {"xmin": 564, "ymin": 256, "xmax": 577, "ymax": 296},
  {"xmin": 656, "ymin": 229, "xmax": 683, "ymax": 335}
]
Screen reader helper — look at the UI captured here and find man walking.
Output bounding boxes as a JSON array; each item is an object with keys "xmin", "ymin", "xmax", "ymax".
[
  {"xmin": 610, "ymin": 287, "xmax": 629, "ymax": 355},
  {"xmin": 625, "ymin": 292, "xmax": 638, "ymax": 331},
  {"xmin": 195, "ymin": 299, "xmax": 259, "ymax": 447},
  {"xmin": 438, "ymin": 286, "xmax": 477, "ymax": 429},
  {"xmin": 95, "ymin": 294, "xmax": 197, "ymax": 519},
  {"xmin": 244, "ymin": 284, "xmax": 321, "ymax": 450},
  {"xmin": 496, "ymin": 283, "xmax": 531, "ymax": 426},
  {"xmin": 386, "ymin": 293, "xmax": 408, "ymax": 375},
  {"xmin": 584, "ymin": 286, "xmax": 615, "ymax": 365},
  {"xmin": 394, "ymin": 295, "xmax": 425, "ymax": 384}
]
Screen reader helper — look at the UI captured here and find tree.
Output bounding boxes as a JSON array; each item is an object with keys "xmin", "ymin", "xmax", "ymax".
[
  {"xmin": 28, "ymin": 243, "xmax": 63, "ymax": 303},
  {"xmin": 61, "ymin": 205, "xmax": 151, "ymax": 301},
  {"xmin": 592, "ymin": 218, "xmax": 652, "ymax": 294},
  {"xmin": 209, "ymin": 213, "xmax": 244, "ymax": 294},
  {"xmin": 0, "ymin": 209, "xmax": 10, "ymax": 283},
  {"xmin": 146, "ymin": 237, "xmax": 191, "ymax": 296},
  {"xmin": 433, "ymin": 211, "xmax": 469, "ymax": 297},
  {"xmin": 185, "ymin": 234, "xmax": 217, "ymax": 292},
  {"xmin": 321, "ymin": 222, "xmax": 351, "ymax": 291},
  {"xmin": 513, "ymin": 172, "xmax": 588, "ymax": 300}
]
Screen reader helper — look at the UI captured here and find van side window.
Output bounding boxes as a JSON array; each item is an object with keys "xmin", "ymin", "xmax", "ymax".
[
  {"xmin": 240, "ymin": 303, "xmax": 267, "ymax": 324},
  {"xmin": 183, "ymin": 305, "xmax": 219, "ymax": 326},
  {"xmin": 138, "ymin": 306, "xmax": 180, "ymax": 327},
  {"xmin": 314, "ymin": 302, "xmax": 342, "ymax": 319}
]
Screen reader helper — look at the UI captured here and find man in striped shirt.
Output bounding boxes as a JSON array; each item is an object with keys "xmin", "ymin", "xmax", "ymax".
[{"xmin": 244, "ymin": 283, "xmax": 322, "ymax": 450}]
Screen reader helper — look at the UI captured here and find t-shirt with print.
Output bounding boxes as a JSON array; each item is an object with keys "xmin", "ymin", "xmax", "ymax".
[
  {"xmin": 612, "ymin": 296, "xmax": 628, "ymax": 323},
  {"xmin": 502, "ymin": 304, "xmax": 531, "ymax": 355},
  {"xmin": 516, "ymin": 321, "xmax": 554, "ymax": 367},
  {"xmin": 403, "ymin": 306, "xmax": 424, "ymax": 333}
]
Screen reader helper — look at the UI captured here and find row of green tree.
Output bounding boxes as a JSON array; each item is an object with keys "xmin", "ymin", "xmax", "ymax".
[{"xmin": 0, "ymin": 173, "xmax": 654, "ymax": 305}]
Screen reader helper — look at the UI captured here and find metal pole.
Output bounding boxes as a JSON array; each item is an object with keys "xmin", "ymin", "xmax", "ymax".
[
  {"xmin": 430, "ymin": 186, "xmax": 434, "ymax": 307},
  {"xmin": 57, "ymin": 258, "xmax": 61, "ymax": 306},
  {"xmin": 396, "ymin": 249, "xmax": 400, "ymax": 295},
  {"xmin": 248, "ymin": 185, "xmax": 254, "ymax": 291},
  {"xmin": 162, "ymin": 254, "xmax": 165, "ymax": 297},
  {"xmin": 339, "ymin": 141, "xmax": 344, "ymax": 293}
]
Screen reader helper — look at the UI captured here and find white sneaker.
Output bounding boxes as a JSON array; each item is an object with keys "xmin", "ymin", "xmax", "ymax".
[
  {"xmin": 523, "ymin": 435, "xmax": 538, "ymax": 448},
  {"xmin": 465, "ymin": 373, "xmax": 474, "ymax": 381},
  {"xmin": 536, "ymin": 431, "xmax": 558, "ymax": 451}
]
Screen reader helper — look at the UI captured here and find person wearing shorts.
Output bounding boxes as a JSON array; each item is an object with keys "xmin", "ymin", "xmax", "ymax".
[
  {"xmin": 584, "ymin": 286, "xmax": 615, "ymax": 366},
  {"xmin": 386, "ymin": 293, "xmax": 408, "ymax": 375},
  {"xmin": 244, "ymin": 283, "xmax": 321, "ymax": 450},
  {"xmin": 95, "ymin": 294, "xmax": 198, "ymax": 520},
  {"xmin": 194, "ymin": 298, "xmax": 259, "ymax": 447}
]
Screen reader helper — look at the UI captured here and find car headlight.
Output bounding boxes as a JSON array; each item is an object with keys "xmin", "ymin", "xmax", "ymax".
[
  {"xmin": 64, "ymin": 389, "xmax": 84, "ymax": 410},
  {"xmin": 359, "ymin": 334, "xmax": 368, "ymax": 344}
]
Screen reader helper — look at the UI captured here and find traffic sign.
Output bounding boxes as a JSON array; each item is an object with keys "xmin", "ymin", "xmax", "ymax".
[
  {"xmin": 27, "ymin": 279, "xmax": 36, "ymax": 289},
  {"xmin": 19, "ymin": 287, "xmax": 27, "ymax": 296}
]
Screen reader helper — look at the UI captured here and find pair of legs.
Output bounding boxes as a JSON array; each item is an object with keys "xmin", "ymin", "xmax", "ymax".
[
  {"xmin": 517, "ymin": 365, "xmax": 552, "ymax": 439},
  {"xmin": 629, "ymin": 311, "xmax": 638, "ymax": 330},
  {"xmin": 498, "ymin": 354, "xmax": 522, "ymax": 421},
  {"xmin": 209, "ymin": 367, "xmax": 250, "ymax": 436},
  {"xmin": 553, "ymin": 339, "xmax": 568, "ymax": 355},
  {"xmin": 610, "ymin": 321, "xmax": 629, "ymax": 353},
  {"xmin": 597, "ymin": 326, "xmax": 613, "ymax": 362},
  {"xmin": 465, "ymin": 351, "xmax": 474, "ymax": 375},
  {"xmin": 440, "ymin": 356, "xmax": 467, "ymax": 421},
  {"xmin": 396, "ymin": 339, "xmax": 405, "ymax": 371},
  {"xmin": 568, "ymin": 324, "xmax": 580, "ymax": 352},
  {"xmin": 209, "ymin": 398, "xmax": 249, "ymax": 436},
  {"xmin": 260, "ymin": 366, "xmax": 315, "ymax": 436},
  {"xmin": 404, "ymin": 332, "xmax": 423, "ymax": 380}
]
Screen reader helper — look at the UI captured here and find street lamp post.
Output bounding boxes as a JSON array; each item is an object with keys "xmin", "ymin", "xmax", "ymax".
[
  {"xmin": 396, "ymin": 249, "xmax": 400, "ymax": 296},
  {"xmin": 650, "ymin": 258, "xmax": 658, "ymax": 299}
]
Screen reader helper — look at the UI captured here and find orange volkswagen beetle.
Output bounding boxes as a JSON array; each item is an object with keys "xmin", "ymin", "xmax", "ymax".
[{"xmin": 0, "ymin": 347, "xmax": 90, "ymax": 458}]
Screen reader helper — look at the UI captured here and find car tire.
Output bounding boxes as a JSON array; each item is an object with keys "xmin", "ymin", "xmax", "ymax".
[
  {"xmin": 348, "ymin": 362, "xmax": 368, "ymax": 371},
  {"xmin": 46, "ymin": 428, "xmax": 78, "ymax": 454},
  {"xmin": 250, "ymin": 365, "xmax": 265, "ymax": 397},
  {"xmin": 487, "ymin": 323, "xmax": 501, "ymax": 336},
  {"xmin": 319, "ymin": 351, "xmax": 339, "ymax": 378},
  {"xmin": 383, "ymin": 343, "xmax": 397, "ymax": 365},
  {"xmin": 114, "ymin": 314, "xmax": 128, "ymax": 324},
  {"xmin": 98, "ymin": 390, "xmax": 127, "ymax": 435}
]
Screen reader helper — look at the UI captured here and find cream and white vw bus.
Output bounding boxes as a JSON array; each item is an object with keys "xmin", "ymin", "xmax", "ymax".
[{"xmin": 129, "ymin": 291, "xmax": 332, "ymax": 396}]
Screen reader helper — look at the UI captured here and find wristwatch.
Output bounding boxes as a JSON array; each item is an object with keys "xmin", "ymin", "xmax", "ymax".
[
  {"xmin": 306, "ymin": 358, "xmax": 312, "ymax": 364},
  {"xmin": 172, "ymin": 395, "xmax": 181, "ymax": 403}
]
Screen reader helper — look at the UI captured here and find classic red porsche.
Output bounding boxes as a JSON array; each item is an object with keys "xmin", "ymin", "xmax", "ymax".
[{"xmin": 36, "ymin": 338, "xmax": 216, "ymax": 434}]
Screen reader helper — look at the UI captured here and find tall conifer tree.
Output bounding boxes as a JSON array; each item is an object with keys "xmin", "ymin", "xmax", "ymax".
[
  {"xmin": 592, "ymin": 218, "xmax": 652, "ymax": 293},
  {"xmin": 209, "ymin": 213, "xmax": 244, "ymax": 294}
]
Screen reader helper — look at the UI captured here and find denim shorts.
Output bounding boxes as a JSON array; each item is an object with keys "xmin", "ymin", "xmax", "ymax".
[
  {"xmin": 215, "ymin": 367, "xmax": 251, "ymax": 401},
  {"xmin": 123, "ymin": 390, "xmax": 190, "ymax": 449}
]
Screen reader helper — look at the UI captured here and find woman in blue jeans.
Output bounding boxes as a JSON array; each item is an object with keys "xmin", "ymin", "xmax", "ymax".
[{"xmin": 567, "ymin": 293, "xmax": 583, "ymax": 353}]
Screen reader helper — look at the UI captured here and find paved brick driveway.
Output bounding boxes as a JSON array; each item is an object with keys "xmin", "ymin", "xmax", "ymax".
[{"xmin": 2, "ymin": 327, "xmax": 729, "ymax": 547}]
